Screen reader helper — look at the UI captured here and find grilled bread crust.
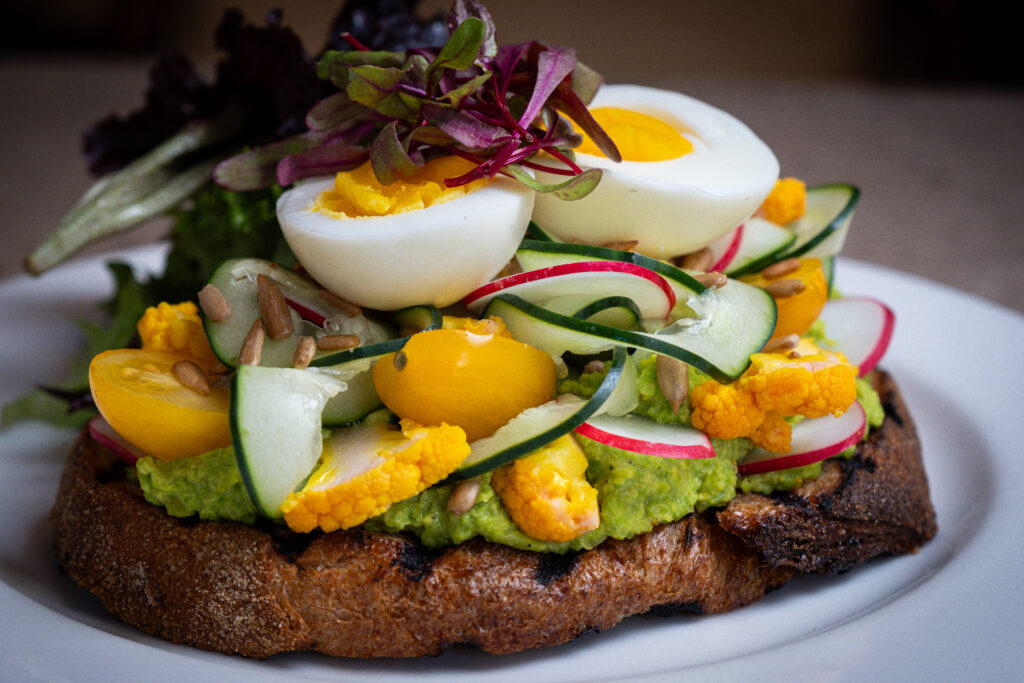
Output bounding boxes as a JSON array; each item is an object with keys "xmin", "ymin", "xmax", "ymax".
[{"xmin": 50, "ymin": 370, "xmax": 935, "ymax": 658}]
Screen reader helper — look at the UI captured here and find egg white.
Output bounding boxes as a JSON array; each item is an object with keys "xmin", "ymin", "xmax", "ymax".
[
  {"xmin": 277, "ymin": 175, "xmax": 534, "ymax": 311},
  {"xmin": 531, "ymin": 84, "xmax": 780, "ymax": 258}
]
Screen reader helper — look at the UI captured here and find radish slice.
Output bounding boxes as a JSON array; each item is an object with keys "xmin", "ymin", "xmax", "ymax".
[
  {"xmin": 707, "ymin": 224, "xmax": 743, "ymax": 273},
  {"xmin": 737, "ymin": 401, "xmax": 866, "ymax": 475},
  {"xmin": 285, "ymin": 297, "xmax": 327, "ymax": 326},
  {"xmin": 463, "ymin": 261, "xmax": 676, "ymax": 320},
  {"xmin": 817, "ymin": 297, "xmax": 895, "ymax": 376},
  {"xmin": 88, "ymin": 414, "xmax": 148, "ymax": 464},
  {"xmin": 575, "ymin": 414, "xmax": 715, "ymax": 459}
]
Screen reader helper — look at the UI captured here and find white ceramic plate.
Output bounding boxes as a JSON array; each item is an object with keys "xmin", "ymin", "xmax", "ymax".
[{"xmin": 1, "ymin": 246, "xmax": 1022, "ymax": 682}]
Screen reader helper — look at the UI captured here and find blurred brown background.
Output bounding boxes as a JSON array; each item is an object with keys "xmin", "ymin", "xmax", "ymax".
[
  {"xmin": 1, "ymin": 0, "xmax": 1022, "ymax": 312},
  {"xmin": 3, "ymin": 0, "xmax": 1019, "ymax": 85}
]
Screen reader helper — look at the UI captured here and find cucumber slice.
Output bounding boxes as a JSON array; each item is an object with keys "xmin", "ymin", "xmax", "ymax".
[
  {"xmin": 391, "ymin": 304, "xmax": 444, "ymax": 334},
  {"xmin": 464, "ymin": 261, "xmax": 676, "ymax": 321},
  {"xmin": 485, "ymin": 283, "xmax": 775, "ymax": 383},
  {"xmin": 722, "ymin": 217, "xmax": 798, "ymax": 278},
  {"xmin": 547, "ymin": 294, "xmax": 643, "ymax": 330},
  {"xmin": 321, "ymin": 370, "xmax": 381, "ymax": 427},
  {"xmin": 231, "ymin": 365, "xmax": 346, "ymax": 518},
  {"xmin": 449, "ymin": 346, "xmax": 631, "ymax": 480},
  {"xmin": 203, "ymin": 258, "xmax": 393, "ymax": 368},
  {"xmin": 515, "ymin": 240, "xmax": 708, "ymax": 304},
  {"xmin": 317, "ymin": 305, "xmax": 443, "ymax": 425},
  {"xmin": 822, "ymin": 255, "xmax": 836, "ymax": 295},
  {"xmin": 526, "ymin": 220, "xmax": 561, "ymax": 242},
  {"xmin": 781, "ymin": 184, "xmax": 859, "ymax": 260},
  {"xmin": 204, "ymin": 259, "xmax": 312, "ymax": 368}
]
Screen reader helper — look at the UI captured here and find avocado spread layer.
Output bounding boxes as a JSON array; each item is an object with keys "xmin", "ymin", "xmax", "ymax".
[{"xmin": 134, "ymin": 357, "xmax": 883, "ymax": 553}]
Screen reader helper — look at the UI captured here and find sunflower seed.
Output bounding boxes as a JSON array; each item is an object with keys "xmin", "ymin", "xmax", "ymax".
[
  {"xmin": 197, "ymin": 284, "xmax": 231, "ymax": 322},
  {"xmin": 239, "ymin": 319, "xmax": 265, "ymax": 366},
  {"xmin": 656, "ymin": 354, "xmax": 689, "ymax": 415},
  {"xmin": 678, "ymin": 247, "xmax": 713, "ymax": 272},
  {"xmin": 447, "ymin": 477, "xmax": 482, "ymax": 515},
  {"xmin": 257, "ymin": 274, "xmax": 294, "ymax": 340},
  {"xmin": 172, "ymin": 360, "xmax": 211, "ymax": 396},
  {"xmin": 764, "ymin": 278, "xmax": 806, "ymax": 298}
]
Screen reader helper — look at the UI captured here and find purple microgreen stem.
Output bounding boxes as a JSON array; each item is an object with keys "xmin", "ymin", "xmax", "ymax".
[{"xmin": 340, "ymin": 32, "xmax": 370, "ymax": 52}]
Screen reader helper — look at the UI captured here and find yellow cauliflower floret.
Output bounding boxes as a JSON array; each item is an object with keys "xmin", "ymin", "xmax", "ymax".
[
  {"xmin": 690, "ymin": 382, "xmax": 765, "ymax": 440},
  {"xmin": 690, "ymin": 340, "xmax": 858, "ymax": 453},
  {"xmin": 491, "ymin": 434, "xmax": 599, "ymax": 543},
  {"xmin": 137, "ymin": 301, "xmax": 218, "ymax": 368},
  {"xmin": 751, "ymin": 411, "xmax": 792, "ymax": 453},
  {"xmin": 759, "ymin": 177, "xmax": 807, "ymax": 225},
  {"xmin": 281, "ymin": 420, "xmax": 469, "ymax": 533}
]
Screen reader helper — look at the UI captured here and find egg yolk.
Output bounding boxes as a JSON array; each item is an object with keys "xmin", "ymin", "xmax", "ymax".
[
  {"xmin": 314, "ymin": 156, "xmax": 489, "ymax": 218},
  {"xmin": 575, "ymin": 107, "xmax": 694, "ymax": 162}
]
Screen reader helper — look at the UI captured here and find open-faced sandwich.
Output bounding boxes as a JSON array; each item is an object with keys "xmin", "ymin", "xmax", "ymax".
[{"xmin": 32, "ymin": 0, "xmax": 935, "ymax": 659}]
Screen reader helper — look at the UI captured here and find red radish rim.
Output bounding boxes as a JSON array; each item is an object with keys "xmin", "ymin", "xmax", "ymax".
[
  {"xmin": 285, "ymin": 297, "xmax": 327, "ymax": 326},
  {"xmin": 88, "ymin": 414, "xmax": 145, "ymax": 465},
  {"xmin": 737, "ymin": 403, "xmax": 867, "ymax": 476},
  {"xmin": 849, "ymin": 297, "xmax": 894, "ymax": 376},
  {"xmin": 575, "ymin": 421, "xmax": 715, "ymax": 459},
  {"xmin": 709, "ymin": 224, "xmax": 743, "ymax": 273},
  {"xmin": 463, "ymin": 261, "xmax": 677, "ymax": 318}
]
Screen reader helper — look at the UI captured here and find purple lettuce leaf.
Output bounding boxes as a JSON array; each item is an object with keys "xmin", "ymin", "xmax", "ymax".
[
  {"xmin": 370, "ymin": 121, "xmax": 420, "ymax": 184},
  {"xmin": 276, "ymin": 137, "xmax": 368, "ymax": 187},
  {"xmin": 421, "ymin": 102, "xmax": 506, "ymax": 148},
  {"xmin": 518, "ymin": 46, "xmax": 577, "ymax": 128}
]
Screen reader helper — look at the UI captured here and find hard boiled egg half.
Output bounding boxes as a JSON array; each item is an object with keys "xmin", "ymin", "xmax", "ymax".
[
  {"xmin": 531, "ymin": 84, "xmax": 779, "ymax": 258},
  {"xmin": 277, "ymin": 156, "xmax": 534, "ymax": 311}
]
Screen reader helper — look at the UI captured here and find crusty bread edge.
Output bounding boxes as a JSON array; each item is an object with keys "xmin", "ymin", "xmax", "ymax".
[{"xmin": 50, "ymin": 370, "xmax": 935, "ymax": 658}]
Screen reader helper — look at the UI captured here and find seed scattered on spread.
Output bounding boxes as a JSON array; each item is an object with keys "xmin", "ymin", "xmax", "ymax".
[
  {"xmin": 694, "ymin": 271, "xmax": 728, "ymax": 289},
  {"xmin": 239, "ymin": 319, "xmax": 265, "ymax": 366},
  {"xmin": 656, "ymin": 354, "xmax": 689, "ymax": 415},
  {"xmin": 208, "ymin": 360, "xmax": 230, "ymax": 375},
  {"xmin": 257, "ymin": 274, "xmax": 294, "ymax": 341},
  {"xmin": 319, "ymin": 289, "xmax": 362, "ymax": 318},
  {"xmin": 762, "ymin": 333, "xmax": 800, "ymax": 353},
  {"xmin": 197, "ymin": 284, "xmax": 231, "ymax": 322},
  {"xmin": 316, "ymin": 334, "xmax": 360, "ymax": 351},
  {"xmin": 601, "ymin": 239, "xmax": 639, "ymax": 252},
  {"xmin": 293, "ymin": 336, "xmax": 317, "ymax": 369},
  {"xmin": 677, "ymin": 247, "xmax": 713, "ymax": 272},
  {"xmin": 764, "ymin": 278, "xmax": 806, "ymax": 298},
  {"xmin": 394, "ymin": 350, "xmax": 407, "ymax": 370},
  {"xmin": 761, "ymin": 257, "xmax": 801, "ymax": 279},
  {"xmin": 172, "ymin": 360, "xmax": 211, "ymax": 396},
  {"xmin": 447, "ymin": 477, "xmax": 482, "ymax": 515}
]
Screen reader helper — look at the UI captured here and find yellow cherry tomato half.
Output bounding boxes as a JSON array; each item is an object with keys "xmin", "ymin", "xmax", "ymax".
[
  {"xmin": 89, "ymin": 349, "xmax": 231, "ymax": 461},
  {"xmin": 743, "ymin": 257, "xmax": 829, "ymax": 342},
  {"xmin": 372, "ymin": 328, "xmax": 557, "ymax": 441}
]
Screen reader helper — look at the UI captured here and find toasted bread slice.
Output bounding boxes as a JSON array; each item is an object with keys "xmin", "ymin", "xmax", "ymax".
[{"xmin": 51, "ymin": 370, "xmax": 934, "ymax": 658}]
